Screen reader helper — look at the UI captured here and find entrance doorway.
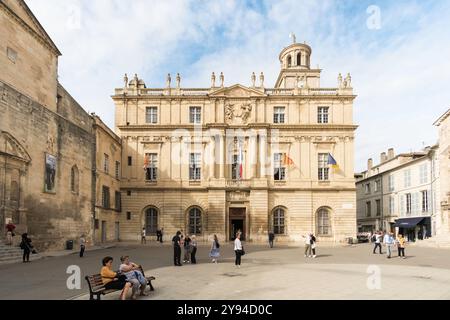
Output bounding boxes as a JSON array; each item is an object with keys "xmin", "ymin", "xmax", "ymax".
[{"xmin": 229, "ymin": 208, "xmax": 246, "ymax": 241}]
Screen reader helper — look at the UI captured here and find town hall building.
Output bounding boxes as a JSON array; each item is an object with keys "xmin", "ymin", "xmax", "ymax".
[{"xmin": 113, "ymin": 40, "xmax": 358, "ymax": 243}]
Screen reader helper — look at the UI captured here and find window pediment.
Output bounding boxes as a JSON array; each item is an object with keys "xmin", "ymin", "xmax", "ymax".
[{"xmin": 0, "ymin": 131, "xmax": 31, "ymax": 163}]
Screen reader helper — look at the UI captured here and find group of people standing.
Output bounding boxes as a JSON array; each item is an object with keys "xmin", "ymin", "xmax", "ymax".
[
  {"xmin": 303, "ymin": 233, "xmax": 318, "ymax": 258},
  {"xmin": 171, "ymin": 231, "xmax": 198, "ymax": 266},
  {"xmin": 171, "ymin": 232, "xmax": 245, "ymax": 268},
  {"xmin": 372, "ymin": 231, "xmax": 407, "ymax": 259}
]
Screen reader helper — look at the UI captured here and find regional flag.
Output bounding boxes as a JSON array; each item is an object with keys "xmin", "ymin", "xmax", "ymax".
[
  {"xmin": 328, "ymin": 153, "xmax": 340, "ymax": 171},
  {"xmin": 143, "ymin": 155, "xmax": 150, "ymax": 170}
]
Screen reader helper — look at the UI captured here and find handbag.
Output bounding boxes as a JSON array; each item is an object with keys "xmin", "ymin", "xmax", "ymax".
[{"xmin": 241, "ymin": 247, "xmax": 245, "ymax": 256}]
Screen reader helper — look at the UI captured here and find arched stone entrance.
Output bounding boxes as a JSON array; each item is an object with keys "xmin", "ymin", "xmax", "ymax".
[{"xmin": 0, "ymin": 131, "xmax": 31, "ymax": 238}]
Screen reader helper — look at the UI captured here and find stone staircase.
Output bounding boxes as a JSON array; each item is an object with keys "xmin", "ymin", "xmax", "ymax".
[{"xmin": 0, "ymin": 240, "xmax": 41, "ymax": 264}]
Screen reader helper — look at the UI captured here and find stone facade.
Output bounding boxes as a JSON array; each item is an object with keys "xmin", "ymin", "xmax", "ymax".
[
  {"xmin": 0, "ymin": 0, "xmax": 120, "ymax": 251},
  {"xmin": 113, "ymin": 41, "xmax": 357, "ymax": 243},
  {"xmin": 356, "ymin": 148, "xmax": 440, "ymax": 241},
  {"xmin": 434, "ymin": 109, "xmax": 450, "ymax": 240},
  {"xmin": 93, "ymin": 115, "xmax": 122, "ymax": 243}
]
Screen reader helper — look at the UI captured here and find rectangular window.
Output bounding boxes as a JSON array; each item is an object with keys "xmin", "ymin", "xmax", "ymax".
[
  {"xmin": 389, "ymin": 196, "xmax": 395, "ymax": 215},
  {"xmin": 145, "ymin": 107, "xmax": 158, "ymax": 124},
  {"xmin": 374, "ymin": 180, "xmax": 381, "ymax": 192},
  {"xmin": 404, "ymin": 170, "xmax": 411, "ymax": 188},
  {"xmin": 318, "ymin": 107, "xmax": 329, "ymax": 124},
  {"xmin": 365, "ymin": 183, "xmax": 371, "ymax": 194},
  {"xmin": 420, "ymin": 163, "xmax": 428, "ymax": 184},
  {"xmin": 94, "ymin": 219, "xmax": 99, "ymax": 229},
  {"xmin": 232, "ymin": 154, "xmax": 240, "ymax": 180},
  {"xmin": 273, "ymin": 107, "xmax": 285, "ymax": 124},
  {"xmin": 102, "ymin": 186, "xmax": 110, "ymax": 209},
  {"xmin": 7, "ymin": 47, "xmax": 18, "ymax": 63},
  {"xmin": 189, "ymin": 153, "xmax": 201, "ymax": 180},
  {"xmin": 406, "ymin": 193, "xmax": 412, "ymax": 215},
  {"xmin": 126, "ymin": 212, "xmax": 131, "ymax": 220},
  {"xmin": 115, "ymin": 191, "xmax": 121, "ymax": 212},
  {"xmin": 366, "ymin": 201, "xmax": 371, "ymax": 217},
  {"xmin": 115, "ymin": 161, "xmax": 120, "ymax": 179},
  {"xmin": 376, "ymin": 199, "xmax": 381, "ymax": 216},
  {"xmin": 127, "ymin": 190, "xmax": 131, "ymax": 196},
  {"xmin": 145, "ymin": 153, "xmax": 158, "ymax": 181},
  {"xmin": 422, "ymin": 190, "xmax": 429, "ymax": 212},
  {"xmin": 388, "ymin": 174, "xmax": 395, "ymax": 191},
  {"xmin": 189, "ymin": 107, "xmax": 201, "ymax": 124},
  {"xmin": 104, "ymin": 154, "xmax": 109, "ymax": 173},
  {"xmin": 318, "ymin": 153, "xmax": 329, "ymax": 181},
  {"xmin": 274, "ymin": 153, "xmax": 286, "ymax": 181},
  {"xmin": 128, "ymin": 156, "xmax": 132, "ymax": 166}
]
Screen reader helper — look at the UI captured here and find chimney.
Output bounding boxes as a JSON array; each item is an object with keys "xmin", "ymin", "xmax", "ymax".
[
  {"xmin": 388, "ymin": 148, "xmax": 395, "ymax": 160},
  {"xmin": 368, "ymin": 158, "xmax": 373, "ymax": 170},
  {"xmin": 380, "ymin": 152, "xmax": 387, "ymax": 163}
]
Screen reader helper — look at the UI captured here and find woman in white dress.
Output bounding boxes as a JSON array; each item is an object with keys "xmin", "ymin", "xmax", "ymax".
[{"xmin": 209, "ymin": 234, "xmax": 220, "ymax": 263}]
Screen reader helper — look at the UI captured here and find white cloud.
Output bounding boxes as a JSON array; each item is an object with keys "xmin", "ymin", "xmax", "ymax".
[{"xmin": 25, "ymin": 0, "xmax": 450, "ymax": 172}]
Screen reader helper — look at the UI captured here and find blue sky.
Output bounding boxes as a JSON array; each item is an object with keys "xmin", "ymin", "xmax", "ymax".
[{"xmin": 26, "ymin": 0, "xmax": 450, "ymax": 172}]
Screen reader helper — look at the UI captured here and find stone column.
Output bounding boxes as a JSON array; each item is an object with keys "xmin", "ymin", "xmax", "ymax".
[
  {"xmin": 18, "ymin": 169, "xmax": 27, "ymax": 226},
  {"xmin": 259, "ymin": 131, "xmax": 267, "ymax": 178},
  {"xmin": 219, "ymin": 134, "xmax": 225, "ymax": 179},
  {"xmin": 209, "ymin": 136, "xmax": 215, "ymax": 179}
]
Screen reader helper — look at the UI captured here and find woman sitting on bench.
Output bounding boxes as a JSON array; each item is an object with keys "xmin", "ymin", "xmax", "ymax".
[{"xmin": 101, "ymin": 256, "xmax": 132, "ymax": 300}]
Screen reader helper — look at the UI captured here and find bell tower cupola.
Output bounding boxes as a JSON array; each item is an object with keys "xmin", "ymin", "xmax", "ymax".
[{"xmin": 274, "ymin": 34, "xmax": 321, "ymax": 89}]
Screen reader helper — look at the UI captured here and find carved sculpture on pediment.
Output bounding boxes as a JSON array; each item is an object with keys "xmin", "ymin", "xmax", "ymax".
[{"xmin": 225, "ymin": 103, "xmax": 253, "ymax": 124}]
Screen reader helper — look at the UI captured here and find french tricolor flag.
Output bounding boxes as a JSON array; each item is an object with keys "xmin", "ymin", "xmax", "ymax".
[{"xmin": 239, "ymin": 143, "xmax": 243, "ymax": 179}]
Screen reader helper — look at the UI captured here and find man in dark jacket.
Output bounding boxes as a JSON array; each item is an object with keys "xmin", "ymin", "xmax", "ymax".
[
  {"xmin": 172, "ymin": 231, "xmax": 182, "ymax": 266},
  {"xmin": 268, "ymin": 232, "xmax": 275, "ymax": 248}
]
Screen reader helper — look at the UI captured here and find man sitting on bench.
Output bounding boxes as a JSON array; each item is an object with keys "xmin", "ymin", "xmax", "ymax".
[{"xmin": 119, "ymin": 255, "xmax": 148, "ymax": 299}]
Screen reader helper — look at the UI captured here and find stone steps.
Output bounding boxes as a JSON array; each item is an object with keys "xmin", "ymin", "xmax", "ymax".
[{"xmin": 0, "ymin": 241, "xmax": 41, "ymax": 264}]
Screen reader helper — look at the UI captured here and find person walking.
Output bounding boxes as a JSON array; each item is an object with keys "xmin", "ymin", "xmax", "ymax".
[
  {"xmin": 172, "ymin": 231, "xmax": 182, "ymax": 266},
  {"xmin": 209, "ymin": 234, "xmax": 220, "ymax": 263},
  {"xmin": 268, "ymin": 231, "xmax": 275, "ymax": 248},
  {"xmin": 303, "ymin": 233, "xmax": 312, "ymax": 257},
  {"xmin": 384, "ymin": 231, "xmax": 395, "ymax": 259},
  {"xmin": 373, "ymin": 231, "xmax": 383, "ymax": 254},
  {"xmin": 190, "ymin": 235, "xmax": 197, "ymax": 264},
  {"xmin": 5, "ymin": 219, "xmax": 16, "ymax": 245},
  {"xmin": 234, "ymin": 232, "xmax": 244, "ymax": 268},
  {"xmin": 310, "ymin": 233, "xmax": 317, "ymax": 258},
  {"xmin": 183, "ymin": 234, "xmax": 192, "ymax": 263},
  {"xmin": 20, "ymin": 233, "xmax": 33, "ymax": 263},
  {"xmin": 397, "ymin": 234, "xmax": 406, "ymax": 259},
  {"xmin": 141, "ymin": 228, "xmax": 146, "ymax": 245},
  {"xmin": 79, "ymin": 234, "xmax": 87, "ymax": 258},
  {"xmin": 160, "ymin": 228, "xmax": 164, "ymax": 243}
]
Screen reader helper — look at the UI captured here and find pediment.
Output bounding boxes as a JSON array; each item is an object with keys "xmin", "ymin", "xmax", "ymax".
[
  {"xmin": 1, "ymin": 0, "xmax": 61, "ymax": 55},
  {"xmin": 0, "ymin": 131, "xmax": 31, "ymax": 163},
  {"xmin": 209, "ymin": 84, "xmax": 265, "ymax": 97}
]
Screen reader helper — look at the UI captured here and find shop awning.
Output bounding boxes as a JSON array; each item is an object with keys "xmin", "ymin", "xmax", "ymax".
[{"xmin": 394, "ymin": 217, "xmax": 425, "ymax": 229}]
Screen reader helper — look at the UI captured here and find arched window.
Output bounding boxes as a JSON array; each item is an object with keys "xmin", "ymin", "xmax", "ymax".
[
  {"xmin": 297, "ymin": 52, "xmax": 301, "ymax": 66},
  {"xmin": 71, "ymin": 166, "xmax": 79, "ymax": 194},
  {"xmin": 317, "ymin": 208, "xmax": 331, "ymax": 236},
  {"xmin": 287, "ymin": 55, "xmax": 292, "ymax": 67},
  {"xmin": 273, "ymin": 207, "xmax": 285, "ymax": 234},
  {"xmin": 188, "ymin": 207, "xmax": 202, "ymax": 235},
  {"xmin": 145, "ymin": 207, "xmax": 158, "ymax": 234},
  {"xmin": 10, "ymin": 181, "xmax": 19, "ymax": 201}
]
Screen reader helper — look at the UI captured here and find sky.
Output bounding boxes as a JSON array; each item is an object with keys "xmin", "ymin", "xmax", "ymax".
[{"xmin": 25, "ymin": 0, "xmax": 450, "ymax": 172}]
